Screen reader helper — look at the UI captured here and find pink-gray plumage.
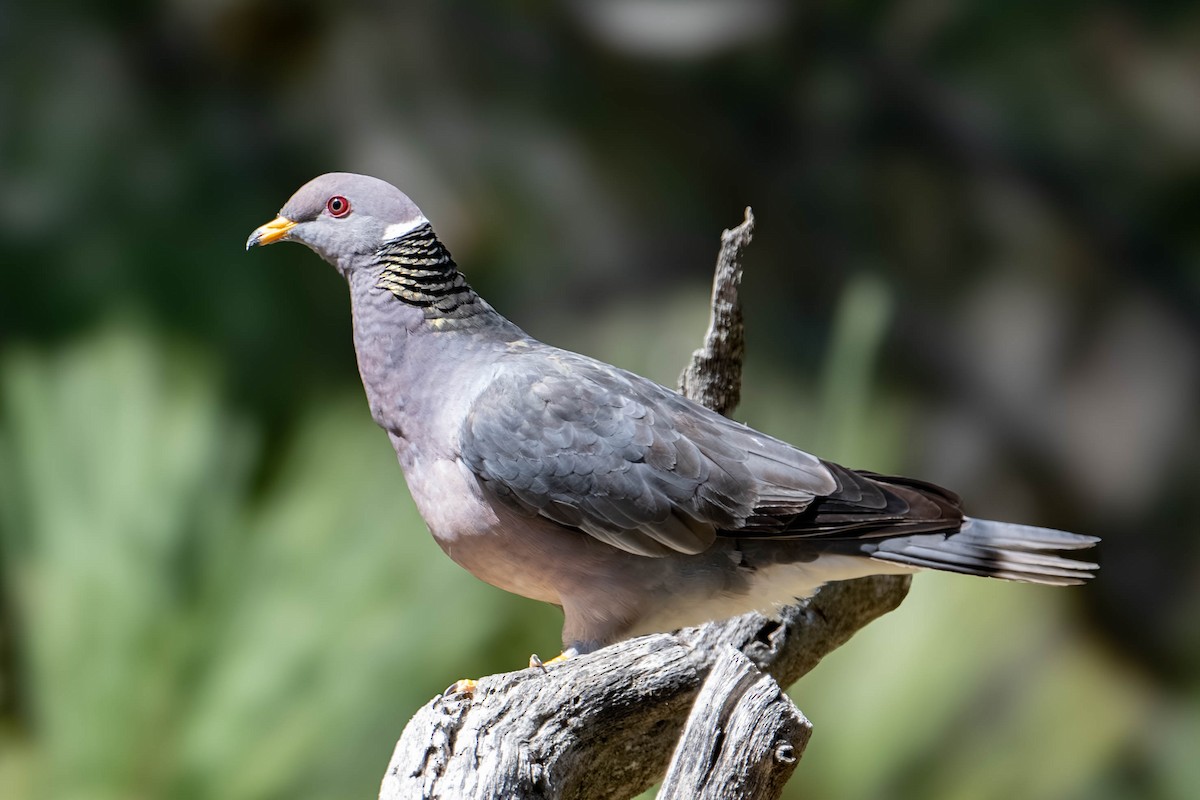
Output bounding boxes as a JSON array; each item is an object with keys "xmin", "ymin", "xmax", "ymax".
[{"xmin": 248, "ymin": 173, "xmax": 1098, "ymax": 656}]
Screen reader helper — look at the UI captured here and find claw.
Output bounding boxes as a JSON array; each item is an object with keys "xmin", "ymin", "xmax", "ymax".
[
  {"xmin": 529, "ymin": 651, "xmax": 573, "ymax": 671},
  {"xmin": 446, "ymin": 678, "xmax": 478, "ymax": 695}
]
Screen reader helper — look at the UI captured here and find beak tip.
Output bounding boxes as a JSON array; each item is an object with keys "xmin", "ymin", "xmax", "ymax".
[{"xmin": 246, "ymin": 216, "xmax": 296, "ymax": 251}]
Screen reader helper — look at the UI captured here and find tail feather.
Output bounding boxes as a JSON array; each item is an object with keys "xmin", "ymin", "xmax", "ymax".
[{"xmin": 863, "ymin": 517, "xmax": 1099, "ymax": 587}]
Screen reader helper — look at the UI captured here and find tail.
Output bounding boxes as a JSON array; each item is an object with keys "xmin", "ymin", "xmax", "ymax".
[{"xmin": 862, "ymin": 517, "xmax": 1099, "ymax": 586}]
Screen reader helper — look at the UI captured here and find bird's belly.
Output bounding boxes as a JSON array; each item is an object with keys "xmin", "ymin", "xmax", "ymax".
[
  {"xmin": 401, "ymin": 457, "xmax": 570, "ymax": 605},
  {"xmin": 434, "ymin": 521, "xmax": 568, "ymax": 606}
]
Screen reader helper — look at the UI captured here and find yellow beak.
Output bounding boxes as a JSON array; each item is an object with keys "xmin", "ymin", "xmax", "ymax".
[{"xmin": 246, "ymin": 215, "xmax": 297, "ymax": 250}]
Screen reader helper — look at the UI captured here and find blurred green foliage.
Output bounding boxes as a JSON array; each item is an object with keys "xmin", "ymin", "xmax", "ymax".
[
  {"xmin": 0, "ymin": 328, "xmax": 557, "ymax": 798},
  {"xmin": 2, "ymin": 1, "xmax": 1199, "ymax": 798}
]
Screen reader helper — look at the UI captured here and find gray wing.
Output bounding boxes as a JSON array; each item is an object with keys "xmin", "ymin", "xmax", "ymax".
[{"xmin": 460, "ymin": 351, "xmax": 836, "ymax": 557}]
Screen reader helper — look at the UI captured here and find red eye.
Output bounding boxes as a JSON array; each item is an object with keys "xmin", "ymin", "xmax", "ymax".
[{"xmin": 326, "ymin": 195, "xmax": 350, "ymax": 217}]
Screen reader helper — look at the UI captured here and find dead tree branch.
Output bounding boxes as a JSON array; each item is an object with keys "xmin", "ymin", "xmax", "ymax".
[
  {"xmin": 658, "ymin": 647, "xmax": 810, "ymax": 800},
  {"xmin": 679, "ymin": 206, "xmax": 753, "ymax": 416}
]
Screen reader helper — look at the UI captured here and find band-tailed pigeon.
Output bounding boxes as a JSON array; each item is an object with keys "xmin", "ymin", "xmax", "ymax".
[{"xmin": 248, "ymin": 173, "xmax": 1098, "ymax": 657}]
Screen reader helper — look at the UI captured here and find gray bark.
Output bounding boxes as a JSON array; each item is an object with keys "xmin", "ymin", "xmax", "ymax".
[
  {"xmin": 679, "ymin": 206, "xmax": 753, "ymax": 417},
  {"xmin": 658, "ymin": 647, "xmax": 810, "ymax": 800},
  {"xmin": 378, "ymin": 210, "xmax": 911, "ymax": 800}
]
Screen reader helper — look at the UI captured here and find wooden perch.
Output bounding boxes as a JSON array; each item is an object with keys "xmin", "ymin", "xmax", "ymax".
[
  {"xmin": 679, "ymin": 206, "xmax": 753, "ymax": 417},
  {"xmin": 378, "ymin": 209, "xmax": 911, "ymax": 800},
  {"xmin": 658, "ymin": 647, "xmax": 810, "ymax": 800}
]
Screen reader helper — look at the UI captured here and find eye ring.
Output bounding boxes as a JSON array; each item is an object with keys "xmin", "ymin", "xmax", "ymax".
[{"xmin": 326, "ymin": 195, "xmax": 351, "ymax": 218}]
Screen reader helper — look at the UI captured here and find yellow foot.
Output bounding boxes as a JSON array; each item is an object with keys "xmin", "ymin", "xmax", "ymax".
[{"xmin": 445, "ymin": 678, "xmax": 478, "ymax": 695}]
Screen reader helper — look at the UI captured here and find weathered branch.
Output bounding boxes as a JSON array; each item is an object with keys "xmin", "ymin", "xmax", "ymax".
[
  {"xmin": 679, "ymin": 206, "xmax": 753, "ymax": 416},
  {"xmin": 379, "ymin": 579, "xmax": 907, "ymax": 800},
  {"xmin": 658, "ymin": 647, "xmax": 810, "ymax": 800},
  {"xmin": 378, "ymin": 209, "xmax": 911, "ymax": 800}
]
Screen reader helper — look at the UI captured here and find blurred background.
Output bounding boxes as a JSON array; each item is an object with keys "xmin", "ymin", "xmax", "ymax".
[{"xmin": 1, "ymin": 1, "xmax": 1198, "ymax": 798}]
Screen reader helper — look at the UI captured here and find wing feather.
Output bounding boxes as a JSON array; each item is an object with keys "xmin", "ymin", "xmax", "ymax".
[{"xmin": 461, "ymin": 350, "xmax": 835, "ymax": 556}]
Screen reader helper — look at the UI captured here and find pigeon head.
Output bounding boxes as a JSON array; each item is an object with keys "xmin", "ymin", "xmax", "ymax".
[{"xmin": 247, "ymin": 172, "xmax": 428, "ymax": 272}]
